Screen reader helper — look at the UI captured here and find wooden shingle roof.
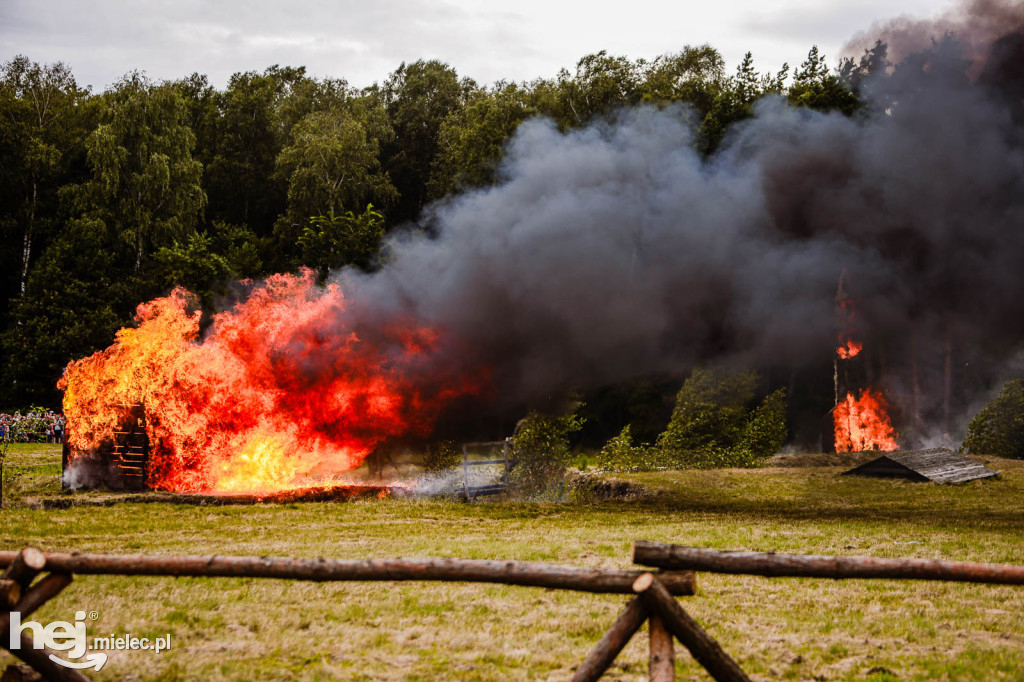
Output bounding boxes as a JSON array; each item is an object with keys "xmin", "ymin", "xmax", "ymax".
[{"xmin": 842, "ymin": 448, "xmax": 999, "ymax": 483}]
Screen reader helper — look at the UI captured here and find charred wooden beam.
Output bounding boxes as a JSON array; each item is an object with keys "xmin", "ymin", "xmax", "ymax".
[
  {"xmin": 633, "ymin": 573, "xmax": 750, "ymax": 682},
  {"xmin": 0, "ymin": 551, "xmax": 696, "ymax": 595},
  {"xmin": 632, "ymin": 542, "xmax": 1024, "ymax": 585},
  {"xmin": 571, "ymin": 597, "xmax": 647, "ymax": 682}
]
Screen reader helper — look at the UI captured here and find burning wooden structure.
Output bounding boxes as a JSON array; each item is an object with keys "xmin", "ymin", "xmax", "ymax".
[{"xmin": 61, "ymin": 403, "xmax": 150, "ymax": 491}]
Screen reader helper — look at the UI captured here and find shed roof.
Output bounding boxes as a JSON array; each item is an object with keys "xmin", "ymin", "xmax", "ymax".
[{"xmin": 842, "ymin": 448, "xmax": 999, "ymax": 484}]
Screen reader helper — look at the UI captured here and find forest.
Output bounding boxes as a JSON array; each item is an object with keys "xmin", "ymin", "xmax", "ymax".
[{"xmin": 0, "ymin": 43, "xmax": 881, "ymax": 413}]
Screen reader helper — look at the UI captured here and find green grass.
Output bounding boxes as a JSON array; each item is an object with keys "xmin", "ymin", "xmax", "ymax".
[
  {"xmin": 1, "ymin": 447, "xmax": 1023, "ymax": 680},
  {"xmin": 1, "ymin": 442, "xmax": 63, "ymax": 503}
]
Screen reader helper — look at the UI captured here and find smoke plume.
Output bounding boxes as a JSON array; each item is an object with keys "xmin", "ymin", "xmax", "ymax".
[
  {"xmin": 842, "ymin": 0, "xmax": 1024, "ymax": 74},
  {"xmin": 309, "ymin": 2, "xmax": 1024, "ymax": 443}
]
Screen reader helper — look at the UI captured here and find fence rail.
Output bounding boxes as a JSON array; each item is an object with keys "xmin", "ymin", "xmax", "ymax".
[
  {"xmin": 0, "ymin": 551, "xmax": 697, "ymax": 595},
  {"xmin": 632, "ymin": 541, "xmax": 1024, "ymax": 585},
  {"xmin": 3, "ymin": 542, "xmax": 1022, "ymax": 681},
  {"xmin": 461, "ymin": 438, "xmax": 512, "ymax": 499}
]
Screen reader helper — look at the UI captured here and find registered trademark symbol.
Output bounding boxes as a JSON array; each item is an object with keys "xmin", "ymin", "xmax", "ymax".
[{"xmin": 89, "ymin": 611, "xmax": 99, "ymax": 620}]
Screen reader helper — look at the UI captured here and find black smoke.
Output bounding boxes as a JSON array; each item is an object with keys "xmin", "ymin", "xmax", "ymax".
[{"xmin": 330, "ymin": 4, "xmax": 1024, "ymax": 446}]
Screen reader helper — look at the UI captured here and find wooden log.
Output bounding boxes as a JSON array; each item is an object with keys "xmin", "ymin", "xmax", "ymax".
[
  {"xmin": 1, "ymin": 549, "xmax": 45, "ymax": 589},
  {"xmin": 0, "ymin": 574, "xmax": 82, "ymax": 682},
  {"xmin": 2, "ymin": 663, "xmax": 43, "ymax": 682},
  {"xmin": 571, "ymin": 597, "xmax": 647, "ymax": 682},
  {"xmin": 0, "ymin": 579, "xmax": 21, "ymax": 609},
  {"xmin": 4, "ymin": 631, "xmax": 91, "ymax": 682},
  {"xmin": 0, "ymin": 551, "xmax": 696, "ymax": 595},
  {"xmin": 648, "ymin": 614, "xmax": 675, "ymax": 682},
  {"xmin": 632, "ymin": 542, "xmax": 1024, "ymax": 585},
  {"xmin": 0, "ymin": 573, "xmax": 74, "ymax": 637},
  {"xmin": 633, "ymin": 573, "xmax": 750, "ymax": 682}
]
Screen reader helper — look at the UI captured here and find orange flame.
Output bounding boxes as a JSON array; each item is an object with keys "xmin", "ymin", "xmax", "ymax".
[
  {"xmin": 837, "ymin": 339, "xmax": 863, "ymax": 359},
  {"xmin": 834, "ymin": 388, "xmax": 899, "ymax": 453},
  {"xmin": 836, "ymin": 296, "xmax": 862, "ymax": 359},
  {"xmin": 59, "ymin": 271, "xmax": 485, "ymax": 493}
]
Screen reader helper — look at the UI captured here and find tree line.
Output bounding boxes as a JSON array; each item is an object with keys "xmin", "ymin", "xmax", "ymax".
[{"xmin": 0, "ymin": 43, "xmax": 887, "ymax": 408}]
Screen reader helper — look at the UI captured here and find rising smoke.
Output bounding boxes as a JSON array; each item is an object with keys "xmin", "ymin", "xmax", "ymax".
[{"xmin": 315, "ymin": 2, "xmax": 1024, "ymax": 444}]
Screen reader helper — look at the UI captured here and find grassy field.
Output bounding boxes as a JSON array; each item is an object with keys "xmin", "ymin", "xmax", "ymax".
[{"xmin": 1, "ymin": 445, "xmax": 1023, "ymax": 680}]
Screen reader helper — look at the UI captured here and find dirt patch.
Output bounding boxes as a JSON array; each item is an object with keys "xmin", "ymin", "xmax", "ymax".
[{"xmin": 570, "ymin": 475, "xmax": 650, "ymax": 500}]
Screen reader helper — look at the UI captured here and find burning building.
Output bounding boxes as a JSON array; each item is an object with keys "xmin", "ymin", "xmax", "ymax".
[{"xmin": 59, "ymin": 272, "xmax": 485, "ymax": 493}]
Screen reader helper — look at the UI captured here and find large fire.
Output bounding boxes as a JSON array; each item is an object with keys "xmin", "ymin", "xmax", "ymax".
[
  {"xmin": 834, "ymin": 389, "xmax": 899, "ymax": 452},
  {"xmin": 59, "ymin": 271, "xmax": 484, "ymax": 493}
]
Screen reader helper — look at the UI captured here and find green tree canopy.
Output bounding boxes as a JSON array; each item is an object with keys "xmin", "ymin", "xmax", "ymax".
[
  {"xmin": 297, "ymin": 205, "xmax": 386, "ymax": 278},
  {"xmin": 962, "ymin": 379, "xmax": 1024, "ymax": 459},
  {"xmin": 428, "ymin": 81, "xmax": 536, "ymax": 197},
  {"xmin": 276, "ymin": 105, "xmax": 396, "ymax": 221},
  {"xmin": 379, "ymin": 60, "xmax": 475, "ymax": 223},
  {"xmin": 788, "ymin": 46, "xmax": 860, "ymax": 114},
  {"xmin": 70, "ymin": 72, "xmax": 205, "ymax": 270},
  {"xmin": 204, "ymin": 66, "xmax": 304, "ymax": 237},
  {"xmin": 0, "ymin": 56, "xmax": 91, "ymax": 294}
]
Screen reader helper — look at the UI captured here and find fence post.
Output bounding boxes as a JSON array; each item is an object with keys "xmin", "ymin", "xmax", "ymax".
[
  {"xmin": 649, "ymin": 614, "xmax": 675, "ymax": 681},
  {"xmin": 462, "ymin": 444, "xmax": 471, "ymax": 500},
  {"xmin": 502, "ymin": 438, "xmax": 510, "ymax": 479}
]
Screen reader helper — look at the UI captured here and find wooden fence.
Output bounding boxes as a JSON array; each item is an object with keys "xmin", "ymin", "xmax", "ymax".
[
  {"xmin": 3, "ymin": 542, "xmax": 1023, "ymax": 681},
  {"xmin": 460, "ymin": 439, "xmax": 512, "ymax": 499}
]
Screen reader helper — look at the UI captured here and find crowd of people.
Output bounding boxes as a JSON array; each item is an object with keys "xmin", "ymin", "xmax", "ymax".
[{"xmin": 0, "ymin": 410, "xmax": 66, "ymax": 443}]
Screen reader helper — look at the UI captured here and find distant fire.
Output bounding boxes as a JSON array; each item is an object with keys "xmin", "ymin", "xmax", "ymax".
[
  {"xmin": 833, "ymin": 280, "xmax": 898, "ymax": 453},
  {"xmin": 834, "ymin": 389, "xmax": 899, "ymax": 452},
  {"xmin": 59, "ymin": 271, "xmax": 484, "ymax": 493},
  {"xmin": 836, "ymin": 294, "xmax": 863, "ymax": 359},
  {"xmin": 837, "ymin": 339, "xmax": 863, "ymax": 359}
]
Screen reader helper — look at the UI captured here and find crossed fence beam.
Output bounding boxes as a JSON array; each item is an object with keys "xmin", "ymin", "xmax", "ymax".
[{"xmin": 3, "ymin": 543, "xmax": 1023, "ymax": 681}]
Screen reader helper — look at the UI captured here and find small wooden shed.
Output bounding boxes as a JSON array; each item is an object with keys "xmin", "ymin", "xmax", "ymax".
[{"xmin": 842, "ymin": 448, "xmax": 999, "ymax": 483}]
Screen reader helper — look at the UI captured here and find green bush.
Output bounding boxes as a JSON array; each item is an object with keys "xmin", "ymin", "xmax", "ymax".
[
  {"xmin": 739, "ymin": 387, "xmax": 789, "ymax": 461},
  {"xmin": 595, "ymin": 425, "xmax": 658, "ymax": 471},
  {"xmin": 510, "ymin": 405, "xmax": 585, "ymax": 497},
  {"xmin": 655, "ymin": 368, "xmax": 787, "ymax": 468},
  {"xmin": 422, "ymin": 440, "xmax": 459, "ymax": 474},
  {"xmin": 962, "ymin": 379, "xmax": 1024, "ymax": 458}
]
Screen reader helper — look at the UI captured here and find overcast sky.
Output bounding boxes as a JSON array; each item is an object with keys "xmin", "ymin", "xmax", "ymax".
[{"xmin": 1, "ymin": 0, "xmax": 951, "ymax": 92}]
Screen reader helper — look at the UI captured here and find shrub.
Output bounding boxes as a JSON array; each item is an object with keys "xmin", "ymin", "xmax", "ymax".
[
  {"xmin": 655, "ymin": 368, "xmax": 787, "ymax": 468},
  {"xmin": 510, "ymin": 405, "xmax": 585, "ymax": 496},
  {"xmin": 962, "ymin": 379, "xmax": 1024, "ymax": 458},
  {"xmin": 422, "ymin": 440, "xmax": 459, "ymax": 474},
  {"xmin": 739, "ymin": 387, "xmax": 789, "ymax": 461},
  {"xmin": 595, "ymin": 425, "xmax": 658, "ymax": 471}
]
